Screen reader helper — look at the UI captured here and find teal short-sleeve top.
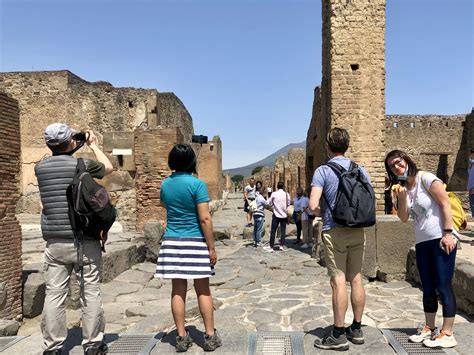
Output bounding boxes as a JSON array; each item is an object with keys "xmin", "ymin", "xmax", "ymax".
[{"xmin": 160, "ymin": 172, "xmax": 210, "ymax": 237}]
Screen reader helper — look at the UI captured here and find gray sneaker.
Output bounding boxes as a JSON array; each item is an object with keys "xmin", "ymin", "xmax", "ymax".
[
  {"xmin": 345, "ymin": 326, "xmax": 365, "ymax": 344},
  {"xmin": 314, "ymin": 332, "xmax": 349, "ymax": 351},
  {"xmin": 203, "ymin": 329, "xmax": 222, "ymax": 352},
  {"xmin": 176, "ymin": 332, "xmax": 193, "ymax": 352}
]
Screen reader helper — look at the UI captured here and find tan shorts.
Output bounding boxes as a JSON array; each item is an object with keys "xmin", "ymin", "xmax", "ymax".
[{"xmin": 322, "ymin": 227, "xmax": 365, "ymax": 278}]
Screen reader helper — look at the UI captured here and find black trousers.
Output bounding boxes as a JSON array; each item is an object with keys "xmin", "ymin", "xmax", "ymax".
[{"xmin": 269, "ymin": 215, "xmax": 287, "ymax": 247}]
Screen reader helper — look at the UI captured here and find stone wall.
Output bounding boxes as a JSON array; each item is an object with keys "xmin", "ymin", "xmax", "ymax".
[
  {"xmin": 0, "ymin": 92, "xmax": 23, "ymax": 320},
  {"xmin": 134, "ymin": 127, "xmax": 184, "ymax": 231},
  {"xmin": 385, "ymin": 114, "xmax": 470, "ymax": 190},
  {"xmin": 273, "ymin": 148, "xmax": 306, "ymax": 197},
  {"xmin": 307, "ymin": 0, "xmax": 386, "ymax": 212},
  {"xmin": 194, "ymin": 136, "xmax": 223, "ymax": 201},
  {"xmin": 0, "ymin": 70, "xmax": 194, "ymax": 215},
  {"xmin": 157, "ymin": 93, "xmax": 194, "ymax": 143}
]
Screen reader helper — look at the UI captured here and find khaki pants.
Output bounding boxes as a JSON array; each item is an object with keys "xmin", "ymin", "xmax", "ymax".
[
  {"xmin": 41, "ymin": 239, "xmax": 105, "ymax": 352},
  {"xmin": 322, "ymin": 227, "xmax": 365, "ymax": 278},
  {"xmin": 301, "ymin": 219, "xmax": 313, "ymax": 244}
]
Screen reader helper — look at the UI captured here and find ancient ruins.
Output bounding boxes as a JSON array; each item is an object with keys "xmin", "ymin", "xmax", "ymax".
[
  {"xmin": 0, "ymin": 70, "xmax": 223, "ymax": 232},
  {"xmin": 305, "ymin": 1, "xmax": 473, "ymax": 211},
  {"xmin": 0, "ymin": 0, "xmax": 473, "ymax": 353}
]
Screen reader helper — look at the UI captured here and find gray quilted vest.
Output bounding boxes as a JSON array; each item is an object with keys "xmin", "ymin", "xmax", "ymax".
[{"xmin": 35, "ymin": 155, "xmax": 77, "ymax": 241}]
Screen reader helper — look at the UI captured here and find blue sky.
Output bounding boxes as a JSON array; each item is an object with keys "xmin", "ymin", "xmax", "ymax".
[{"xmin": 1, "ymin": 0, "xmax": 472, "ymax": 169}]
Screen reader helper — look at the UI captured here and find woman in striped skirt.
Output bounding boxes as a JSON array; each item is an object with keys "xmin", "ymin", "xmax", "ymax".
[{"xmin": 155, "ymin": 144, "xmax": 221, "ymax": 352}]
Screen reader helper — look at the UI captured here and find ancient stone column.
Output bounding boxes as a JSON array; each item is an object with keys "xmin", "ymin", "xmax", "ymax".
[{"xmin": 313, "ymin": 0, "xmax": 387, "ymax": 211}]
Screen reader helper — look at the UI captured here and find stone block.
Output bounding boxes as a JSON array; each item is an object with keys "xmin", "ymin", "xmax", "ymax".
[
  {"xmin": 143, "ymin": 221, "xmax": 164, "ymax": 262},
  {"xmin": 243, "ymin": 226, "xmax": 253, "ymax": 240},
  {"xmin": 22, "ymin": 271, "xmax": 45, "ymax": 318},
  {"xmin": 0, "ymin": 282, "xmax": 6, "ymax": 310},
  {"xmin": 375, "ymin": 215, "xmax": 415, "ymax": 281},
  {"xmin": 101, "ymin": 242, "xmax": 147, "ymax": 282},
  {"xmin": 452, "ymin": 259, "xmax": 474, "ymax": 316},
  {"xmin": 362, "ymin": 224, "xmax": 376, "ymax": 278},
  {"xmin": 0, "ymin": 319, "xmax": 20, "ymax": 336},
  {"xmin": 100, "ymin": 171, "xmax": 134, "ymax": 192}
]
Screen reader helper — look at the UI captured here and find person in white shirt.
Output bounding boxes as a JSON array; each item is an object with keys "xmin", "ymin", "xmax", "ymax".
[
  {"xmin": 253, "ymin": 186, "xmax": 270, "ymax": 247},
  {"xmin": 264, "ymin": 181, "xmax": 290, "ymax": 251},
  {"xmin": 243, "ymin": 178, "xmax": 256, "ymax": 227},
  {"xmin": 386, "ymin": 149, "xmax": 458, "ymax": 349}
]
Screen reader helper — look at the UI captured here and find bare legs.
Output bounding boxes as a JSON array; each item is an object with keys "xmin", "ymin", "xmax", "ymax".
[
  {"xmin": 171, "ymin": 279, "xmax": 187, "ymax": 337},
  {"xmin": 330, "ymin": 272, "xmax": 365, "ymax": 327},
  {"xmin": 171, "ymin": 278, "xmax": 215, "ymax": 337},
  {"xmin": 424, "ymin": 313, "xmax": 454, "ymax": 335}
]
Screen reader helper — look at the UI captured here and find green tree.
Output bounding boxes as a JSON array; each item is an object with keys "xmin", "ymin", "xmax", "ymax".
[
  {"xmin": 231, "ymin": 174, "xmax": 244, "ymax": 183},
  {"xmin": 251, "ymin": 166, "xmax": 263, "ymax": 175}
]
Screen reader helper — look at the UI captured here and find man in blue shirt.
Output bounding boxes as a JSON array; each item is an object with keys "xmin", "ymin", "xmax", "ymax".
[{"xmin": 309, "ymin": 128, "xmax": 370, "ymax": 351}]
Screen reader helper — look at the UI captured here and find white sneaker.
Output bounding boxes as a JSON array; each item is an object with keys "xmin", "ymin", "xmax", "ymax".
[
  {"xmin": 423, "ymin": 330, "xmax": 457, "ymax": 348},
  {"xmin": 300, "ymin": 243, "xmax": 309, "ymax": 249},
  {"xmin": 409, "ymin": 324, "xmax": 434, "ymax": 343},
  {"xmin": 263, "ymin": 246, "xmax": 274, "ymax": 252}
]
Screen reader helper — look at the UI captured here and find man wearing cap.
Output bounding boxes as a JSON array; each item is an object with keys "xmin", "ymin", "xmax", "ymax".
[{"xmin": 35, "ymin": 123, "xmax": 113, "ymax": 355}]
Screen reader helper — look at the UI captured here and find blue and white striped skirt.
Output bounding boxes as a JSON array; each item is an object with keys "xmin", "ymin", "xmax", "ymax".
[{"xmin": 155, "ymin": 236, "xmax": 215, "ymax": 279}]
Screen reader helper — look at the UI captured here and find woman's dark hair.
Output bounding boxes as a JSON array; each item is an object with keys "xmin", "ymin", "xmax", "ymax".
[
  {"xmin": 326, "ymin": 127, "xmax": 350, "ymax": 154},
  {"xmin": 168, "ymin": 144, "xmax": 197, "ymax": 173},
  {"xmin": 256, "ymin": 180, "xmax": 263, "ymax": 188},
  {"xmin": 384, "ymin": 149, "xmax": 418, "ymax": 186}
]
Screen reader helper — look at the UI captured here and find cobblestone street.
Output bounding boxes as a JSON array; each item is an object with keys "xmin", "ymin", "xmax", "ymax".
[{"xmin": 7, "ymin": 194, "xmax": 474, "ymax": 354}]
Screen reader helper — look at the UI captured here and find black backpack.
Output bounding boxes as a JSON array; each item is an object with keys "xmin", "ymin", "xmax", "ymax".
[
  {"xmin": 66, "ymin": 158, "xmax": 117, "ymax": 243},
  {"xmin": 323, "ymin": 161, "xmax": 376, "ymax": 228}
]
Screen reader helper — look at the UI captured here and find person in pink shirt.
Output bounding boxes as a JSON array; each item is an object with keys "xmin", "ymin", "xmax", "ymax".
[{"xmin": 264, "ymin": 181, "xmax": 290, "ymax": 251}]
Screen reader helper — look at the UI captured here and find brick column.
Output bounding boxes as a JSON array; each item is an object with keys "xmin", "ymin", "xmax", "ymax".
[
  {"xmin": 134, "ymin": 127, "xmax": 184, "ymax": 231},
  {"xmin": 0, "ymin": 92, "xmax": 23, "ymax": 320},
  {"xmin": 321, "ymin": 0, "xmax": 386, "ymax": 212},
  {"xmin": 196, "ymin": 136, "xmax": 223, "ymax": 201}
]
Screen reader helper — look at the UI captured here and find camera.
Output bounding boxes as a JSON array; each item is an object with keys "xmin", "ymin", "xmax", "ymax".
[
  {"xmin": 73, "ymin": 131, "xmax": 88, "ymax": 142},
  {"xmin": 192, "ymin": 135, "xmax": 208, "ymax": 144}
]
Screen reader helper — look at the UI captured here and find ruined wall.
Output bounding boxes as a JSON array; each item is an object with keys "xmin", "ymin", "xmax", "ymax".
[
  {"xmin": 306, "ymin": 87, "xmax": 325, "ymax": 186},
  {"xmin": 252, "ymin": 167, "xmax": 273, "ymax": 193},
  {"xmin": 309, "ymin": 0, "xmax": 386, "ymax": 211},
  {"xmin": 134, "ymin": 127, "xmax": 184, "ymax": 231},
  {"xmin": 0, "ymin": 93, "xmax": 23, "ymax": 320},
  {"xmin": 157, "ymin": 93, "xmax": 194, "ymax": 143},
  {"xmin": 0, "ymin": 70, "xmax": 194, "ymax": 216},
  {"xmin": 385, "ymin": 114, "xmax": 468, "ymax": 189},
  {"xmin": 195, "ymin": 136, "xmax": 223, "ymax": 201}
]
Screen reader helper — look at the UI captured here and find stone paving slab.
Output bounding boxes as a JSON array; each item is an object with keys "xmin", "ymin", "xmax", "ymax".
[{"xmin": 11, "ymin": 195, "xmax": 474, "ymax": 354}]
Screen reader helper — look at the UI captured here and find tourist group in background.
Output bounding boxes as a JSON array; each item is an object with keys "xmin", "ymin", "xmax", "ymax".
[
  {"xmin": 36, "ymin": 122, "xmax": 468, "ymax": 354},
  {"xmin": 243, "ymin": 178, "xmax": 316, "ymax": 252}
]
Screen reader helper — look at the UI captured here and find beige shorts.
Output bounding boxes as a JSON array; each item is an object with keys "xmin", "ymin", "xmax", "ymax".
[{"xmin": 322, "ymin": 227, "xmax": 365, "ymax": 278}]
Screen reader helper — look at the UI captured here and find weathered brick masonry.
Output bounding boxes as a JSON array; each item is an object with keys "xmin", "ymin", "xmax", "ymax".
[
  {"xmin": 0, "ymin": 71, "xmax": 194, "ymax": 216},
  {"xmin": 194, "ymin": 136, "xmax": 223, "ymax": 201},
  {"xmin": 307, "ymin": 0, "xmax": 386, "ymax": 212},
  {"xmin": 0, "ymin": 92, "xmax": 22, "ymax": 320},
  {"xmin": 135, "ymin": 127, "xmax": 184, "ymax": 231}
]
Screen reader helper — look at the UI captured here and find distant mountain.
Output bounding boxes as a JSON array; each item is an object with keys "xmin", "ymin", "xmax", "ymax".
[{"xmin": 224, "ymin": 141, "xmax": 306, "ymax": 177}]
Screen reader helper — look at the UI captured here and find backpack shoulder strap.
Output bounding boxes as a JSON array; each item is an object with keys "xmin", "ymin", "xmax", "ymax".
[
  {"xmin": 326, "ymin": 161, "xmax": 345, "ymax": 177},
  {"xmin": 321, "ymin": 162, "xmax": 346, "ymax": 213}
]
